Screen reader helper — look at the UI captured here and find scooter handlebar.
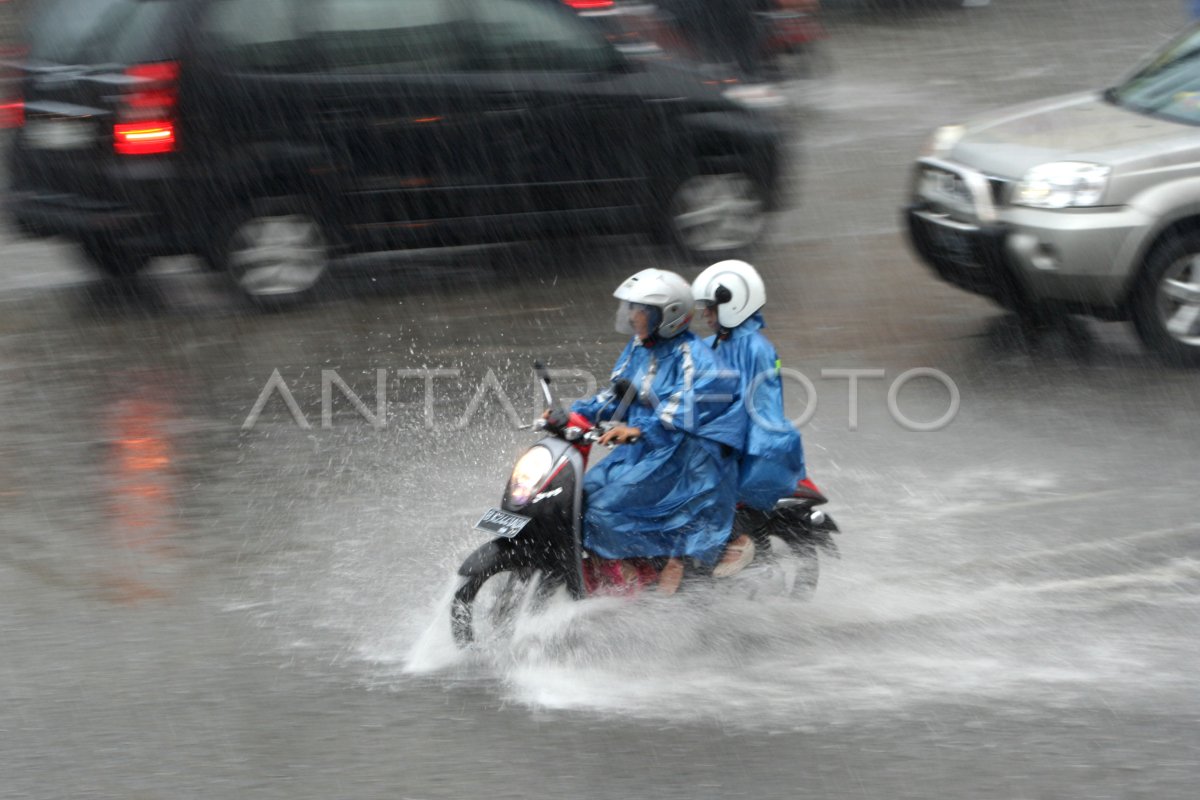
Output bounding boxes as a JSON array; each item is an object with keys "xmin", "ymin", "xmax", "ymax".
[{"xmin": 583, "ymin": 426, "xmax": 640, "ymax": 446}]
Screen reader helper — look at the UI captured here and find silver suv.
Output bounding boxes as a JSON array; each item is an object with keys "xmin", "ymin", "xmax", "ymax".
[{"xmin": 906, "ymin": 28, "xmax": 1200, "ymax": 364}]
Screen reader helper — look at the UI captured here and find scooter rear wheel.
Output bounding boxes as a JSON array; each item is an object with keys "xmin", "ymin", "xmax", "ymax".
[
  {"xmin": 778, "ymin": 535, "xmax": 820, "ymax": 599},
  {"xmin": 754, "ymin": 534, "xmax": 820, "ymax": 599}
]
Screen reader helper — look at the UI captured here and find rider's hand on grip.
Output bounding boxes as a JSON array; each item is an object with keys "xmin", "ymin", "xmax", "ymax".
[{"xmin": 598, "ymin": 425, "xmax": 641, "ymax": 446}]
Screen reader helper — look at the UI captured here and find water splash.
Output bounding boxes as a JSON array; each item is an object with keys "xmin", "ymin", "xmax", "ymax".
[{"xmin": 253, "ymin": 462, "xmax": 1200, "ymax": 731}]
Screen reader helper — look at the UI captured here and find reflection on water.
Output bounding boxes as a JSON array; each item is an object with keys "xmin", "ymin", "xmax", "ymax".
[{"xmin": 97, "ymin": 383, "xmax": 183, "ymax": 603}]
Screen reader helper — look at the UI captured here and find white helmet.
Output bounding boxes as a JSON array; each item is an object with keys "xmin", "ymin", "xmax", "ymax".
[
  {"xmin": 613, "ymin": 268, "xmax": 694, "ymax": 339},
  {"xmin": 691, "ymin": 260, "xmax": 766, "ymax": 329}
]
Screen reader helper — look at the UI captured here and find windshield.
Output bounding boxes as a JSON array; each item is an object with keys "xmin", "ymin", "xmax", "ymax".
[
  {"xmin": 26, "ymin": 0, "xmax": 174, "ymax": 66},
  {"xmin": 1109, "ymin": 27, "xmax": 1200, "ymax": 124}
]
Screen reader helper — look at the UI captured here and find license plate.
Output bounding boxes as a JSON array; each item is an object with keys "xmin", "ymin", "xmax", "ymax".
[
  {"xmin": 24, "ymin": 119, "xmax": 95, "ymax": 150},
  {"xmin": 474, "ymin": 508, "xmax": 533, "ymax": 538}
]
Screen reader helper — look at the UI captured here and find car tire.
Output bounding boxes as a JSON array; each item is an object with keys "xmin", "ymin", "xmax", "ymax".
[
  {"xmin": 1131, "ymin": 230, "xmax": 1200, "ymax": 366},
  {"xmin": 214, "ymin": 198, "xmax": 331, "ymax": 308},
  {"xmin": 664, "ymin": 170, "xmax": 768, "ymax": 264},
  {"xmin": 79, "ymin": 237, "xmax": 151, "ymax": 279}
]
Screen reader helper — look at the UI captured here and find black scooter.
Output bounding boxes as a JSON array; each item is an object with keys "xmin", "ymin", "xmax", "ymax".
[{"xmin": 450, "ymin": 362, "xmax": 839, "ymax": 646}]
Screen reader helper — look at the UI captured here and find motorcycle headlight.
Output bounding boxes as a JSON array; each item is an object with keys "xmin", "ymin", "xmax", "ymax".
[
  {"xmin": 1014, "ymin": 162, "xmax": 1111, "ymax": 209},
  {"xmin": 920, "ymin": 124, "xmax": 965, "ymax": 159},
  {"xmin": 508, "ymin": 446, "xmax": 554, "ymax": 507}
]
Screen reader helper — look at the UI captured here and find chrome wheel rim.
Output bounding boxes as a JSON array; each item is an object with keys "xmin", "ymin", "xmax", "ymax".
[
  {"xmin": 229, "ymin": 214, "xmax": 327, "ymax": 297},
  {"xmin": 671, "ymin": 173, "xmax": 765, "ymax": 253},
  {"xmin": 1157, "ymin": 254, "xmax": 1200, "ymax": 347}
]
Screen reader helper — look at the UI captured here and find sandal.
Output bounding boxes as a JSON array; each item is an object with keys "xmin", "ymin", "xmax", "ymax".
[{"xmin": 712, "ymin": 534, "xmax": 755, "ymax": 578}]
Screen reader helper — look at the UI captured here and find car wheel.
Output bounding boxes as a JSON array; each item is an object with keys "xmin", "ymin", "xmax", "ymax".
[
  {"xmin": 216, "ymin": 199, "xmax": 330, "ymax": 307},
  {"xmin": 1132, "ymin": 231, "xmax": 1200, "ymax": 366},
  {"xmin": 79, "ymin": 237, "xmax": 151, "ymax": 279},
  {"xmin": 666, "ymin": 171, "xmax": 767, "ymax": 263}
]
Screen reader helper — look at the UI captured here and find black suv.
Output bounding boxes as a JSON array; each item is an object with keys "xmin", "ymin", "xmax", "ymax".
[{"xmin": 5, "ymin": 0, "xmax": 785, "ymax": 303}]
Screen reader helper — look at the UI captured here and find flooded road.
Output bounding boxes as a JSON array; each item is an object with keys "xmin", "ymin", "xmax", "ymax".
[{"xmin": 3, "ymin": 1, "xmax": 1199, "ymax": 798}]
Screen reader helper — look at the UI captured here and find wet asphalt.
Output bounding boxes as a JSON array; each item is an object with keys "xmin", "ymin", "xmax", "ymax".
[{"xmin": 2, "ymin": 1, "xmax": 1200, "ymax": 798}]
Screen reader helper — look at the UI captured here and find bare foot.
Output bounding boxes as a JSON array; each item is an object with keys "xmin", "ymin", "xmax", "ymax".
[{"xmin": 657, "ymin": 558, "xmax": 684, "ymax": 595}]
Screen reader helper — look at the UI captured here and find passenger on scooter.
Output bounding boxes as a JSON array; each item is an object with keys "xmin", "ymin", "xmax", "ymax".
[
  {"xmin": 570, "ymin": 268, "xmax": 747, "ymax": 595},
  {"xmin": 664, "ymin": 0, "xmax": 766, "ymax": 78},
  {"xmin": 692, "ymin": 260, "xmax": 806, "ymax": 577}
]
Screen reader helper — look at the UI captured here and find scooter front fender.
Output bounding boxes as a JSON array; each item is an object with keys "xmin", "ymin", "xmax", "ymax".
[
  {"xmin": 457, "ymin": 538, "xmax": 521, "ymax": 580},
  {"xmin": 460, "ymin": 434, "xmax": 589, "ymax": 597}
]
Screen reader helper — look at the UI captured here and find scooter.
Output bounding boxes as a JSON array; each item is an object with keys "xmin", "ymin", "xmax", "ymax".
[
  {"xmin": 755, "ymin": 0, "xmax": 832, "ymax": 80},
  {"xmin": 450, "ymin": 362, "xmax": 839, "ymax": 646},
  {"xmin": 605, "ymin": 1, "xmax": 830, "ymax": 80}
]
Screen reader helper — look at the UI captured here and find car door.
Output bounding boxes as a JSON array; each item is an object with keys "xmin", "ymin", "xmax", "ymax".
[
  {"xmin": 303, "ymin": 0, "xmax": 512, "ymax": 247},
  {"xmin": 189, "ymin": 0, "xmax": 323, "ymax": 214},
  {"xmin": 198, "ymin": 0, "xmax": 527, "ymax": 250},
  {"xmin": 463, "ymin": 0, "xmax": 669, "ymax": 223}
]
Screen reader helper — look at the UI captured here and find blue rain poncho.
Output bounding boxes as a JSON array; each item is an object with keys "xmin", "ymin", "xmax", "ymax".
[
  {"xmin": 707, "ymin": 313, "xmax": 805, "ymax": 511},
  {"xmin": 571, "ymin": 330, "xmax": 746, "ymax": 565}
]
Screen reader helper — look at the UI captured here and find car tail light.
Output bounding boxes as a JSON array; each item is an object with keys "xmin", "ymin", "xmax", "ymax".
[
  {"xmin": 563, "ymin": 0, "xmax": 614, "ymax": 9},
  {"xmin": 0, "ymin": 46, "xmax": 25, "ymax": 129},
  {"xmin": 114, "ymin": 122, "xmax": 175, "ymax": 155},
  {"xmin": 0, "ymin": 98, "xmax": 21, "ymax": 129},
  {"xmin": 115, "ymin": 61, "xmax": 179, "ymax": 155}
]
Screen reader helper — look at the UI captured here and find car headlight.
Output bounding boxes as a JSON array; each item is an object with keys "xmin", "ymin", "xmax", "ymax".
[
  {"xmin": 508, "ymin": 446, "xmax": 554, "ymax": 507},
  {"xmin": 921, "ymin": 124, "xmax": 965, "ymax": 158},
  {"xmin": 1014, "ymin": 162, "xmax": 1111, "ymax": 208},
  {"xmin": 723, "ymin": 84, "xmax": 788, "ymax": 111}
]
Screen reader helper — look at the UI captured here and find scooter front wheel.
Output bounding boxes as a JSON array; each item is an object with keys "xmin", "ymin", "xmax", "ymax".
[{"xmin": 450, "ymin": 570, "xmax": 530, "ymax": 647}]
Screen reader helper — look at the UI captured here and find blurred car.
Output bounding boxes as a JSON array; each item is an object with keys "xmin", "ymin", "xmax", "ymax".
[
  {"xmin": 906, "ymin": 27, "xmax": 1200, "ymax": 364},
  {"xmin": 4, "ymin": 0, "xmax": 786, "ymax": 305}
]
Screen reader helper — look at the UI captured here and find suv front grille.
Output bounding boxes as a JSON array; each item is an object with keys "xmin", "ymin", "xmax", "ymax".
[{"xmin": 987, "ymin": 176, "xmax": 1013, "ymax": 207}]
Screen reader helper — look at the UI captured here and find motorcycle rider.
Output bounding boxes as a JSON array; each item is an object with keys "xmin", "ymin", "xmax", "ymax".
[
  {"xmin": 692, "ymin": 260, "xmax": 806, "ymax": 576},
  {"xmin": 663, "ymin": 0, "xmax": 766, "ymax": 79},
  {"xmin": 570, "ymin": 268, "xmax": 746, "ymax": 595}
]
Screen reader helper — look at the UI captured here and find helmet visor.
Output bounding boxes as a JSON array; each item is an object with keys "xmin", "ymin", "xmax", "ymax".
[{"xmin": 615, "ymin": 301, "xmax": 662, "ymax": 338}]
